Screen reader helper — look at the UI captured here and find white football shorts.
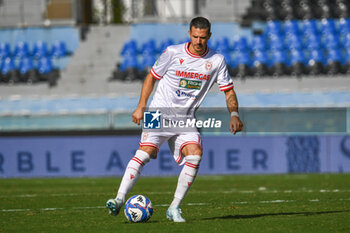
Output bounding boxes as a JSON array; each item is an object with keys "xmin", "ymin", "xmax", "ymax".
[{"xmin": 139, "ymin": 131, "xmax": 202, "ymax": 166}]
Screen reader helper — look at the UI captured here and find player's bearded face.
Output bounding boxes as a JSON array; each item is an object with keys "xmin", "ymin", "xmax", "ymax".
[{"xmin": 189, "ymin": 27, "xmax": 211, "ymax": 55}]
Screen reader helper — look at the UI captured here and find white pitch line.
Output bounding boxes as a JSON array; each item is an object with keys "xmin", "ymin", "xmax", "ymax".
[
  {"xmin": 1, "ymin": 198, "xmax": 350, "ymax": 213},
  {"xmin": 1, "ymin": 189, "xmax": 350, "ymax": 199}
]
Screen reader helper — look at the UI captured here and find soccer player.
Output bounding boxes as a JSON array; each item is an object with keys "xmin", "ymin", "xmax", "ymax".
[{"xmin": 106, "ymin": 16, "xmax": 243, "ymax": 222}]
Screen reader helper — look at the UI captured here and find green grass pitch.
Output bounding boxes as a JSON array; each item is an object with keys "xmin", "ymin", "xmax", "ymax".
[{"xmin": 0, "ymin": 174, "xmax": 350, "ymax": 233}]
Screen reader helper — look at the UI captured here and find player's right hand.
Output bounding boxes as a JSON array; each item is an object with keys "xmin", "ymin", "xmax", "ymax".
[{"xmin": 132, "ymin": 107, "xmax": 144, "ymax": 125}]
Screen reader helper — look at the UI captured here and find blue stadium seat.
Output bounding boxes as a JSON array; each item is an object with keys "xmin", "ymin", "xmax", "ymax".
[
  {"xmin": 0, "ymin": 42, "xmax": 11, "ymax": 59},
  {"xmin": 251, "ymin": 35, "xmax": 267, "ymax": 51},
  {"xmin": 37, "ymin": 56, "xmax": 53, "ymax": 74},
  {"xmin": 285, "ymin": 34, "xmax": 304, "ymax": 50},
  {"xmin": 265, "ymin": 20, "xmax": 283, "ymax": 37},
  {"xmin": 18, "ymin": 57, "xmax": 38, "ymax": 83},
  {"xmin": 159, "ymin": 38, "xmax": 175, "ymax": 52},
  {"xmin": 232, "ymin": 50, "xmax": 251, "ymax": 78},
  {"xmin": 344, "ymin": 47, "xmax": 350, "ymax": 73},
  {"xmin": 233, "ymin": 37, "xmax": 249, "ymax": 52},
  {"xmin": 268, "ymin": 34, "xmax": 285, "ymax": 50},
  {"xmin": 289, "ymin": 49, "xmax": 306, "ymax": 76},
  {"xmin": 0, "ymin": 57, "xmax": 18, "ymax": 83},
  {"xmin": 301, "ymin": 19, "xmax": 319, "ymax": 34},
  {"xmin": 14, "ymin": 41, "xmax": 30, "ymax": 58},
  {"xmin": 320, "ymin": 18, "xmax": 337, "ymax": 35},
  {"xmin": 323, "ymin": 34, "xmax": 340, "ymax": 49},
  {"xmin": 141, "ymin": 39, "xmax": 157, "ymax": 55},
  {"xmin": 325, "ymin": 48, "xmax": 344, "ymax": 75},
  {"xmin": 120, "ymin": 55, "xmax": 139, "ymax": 81},
  {"xmin": 304, "ymin": 33, "xmax": 322, "ymax": 50},
  {"xmin": 32, "ymin": 40, "xmax": 49, "ymax": 58},
  {"xmin": 283, "ymin": 20, "xmax": 300, "ymax": 36},
  {"xmin": 37, "ymin": 56, "xmax": 60, "ymax": 86},
  {"xmin": 270, "ymin": 49, "xmax": 289, "ymax": 76},
  {"xmin": 138, "ymin": 54, "xmax": 156, "ymax": 80},
  {"xmin": 139, "ymin": 54, "xmax": 156, "ymax": 72},
  {"xmin": 306, "ymin": 49, "xmax": 326, "ymax": 75},
  {"xmin": 121, "ymin": 40, "xmax": 138, "ymax": 56},
  {"xmin": 339, "ymin": 18, "xmax": 350, "ymax": 35},
  {"xmin": 215, "ymin": 37, "xmax": 231, "ymax": 53},
  {"xmin": 51, "ymin": 40, "xmax": 68, "ymax": 58},
  {"xmin": 251, "ymin": 49, "xmax": 270, "ymax": 76}
]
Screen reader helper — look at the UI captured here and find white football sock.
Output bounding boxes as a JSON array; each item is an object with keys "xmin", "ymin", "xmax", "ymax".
[
  {"xmin": 170, "ymin": 155, "xmax": 202, "ymax": 208},
  {"xmin": 116, "ymin": 150, "xmax": 150, "ymax": 203}
]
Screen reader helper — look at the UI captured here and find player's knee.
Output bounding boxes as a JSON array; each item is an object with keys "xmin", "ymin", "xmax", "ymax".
[
  {"xmin": 139, "ymin": 146, "xmax": 157, "ymax": 159},
  {"xmin": 185, "ymin": 155, "xmax": 202, "ymax": 165},
  {"xmin": 135, "ymin": 149, "xmax": 151, "ymax": 164},
  {"xmin": 182, "ymin": 144, "xmax": 202, "ymax": 156}
]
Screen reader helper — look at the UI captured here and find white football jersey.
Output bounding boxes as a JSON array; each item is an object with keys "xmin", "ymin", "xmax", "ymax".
[{"xmin": 149, "ymin": 42, "xmax": 233, "ymax": 117}]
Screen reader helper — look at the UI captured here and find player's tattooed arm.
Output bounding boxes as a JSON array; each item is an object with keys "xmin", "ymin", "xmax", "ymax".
[
  {"xmin": 132, "ymin": 72, "xmax": 157, "ymax": 125},
  {"xmin": 224, "ymin": 89, "xmax": 244, "ymax": 134}
]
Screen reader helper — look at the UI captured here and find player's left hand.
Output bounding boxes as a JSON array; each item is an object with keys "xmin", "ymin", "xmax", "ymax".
[{"xmin": 230, "ymin": 116, "xmax": 243, "ymax": 135}]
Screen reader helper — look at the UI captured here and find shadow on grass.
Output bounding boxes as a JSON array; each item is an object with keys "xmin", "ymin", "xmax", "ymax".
[{"xmin": 202, "ymin": 210, "xmax": 350, "ymax": 220}]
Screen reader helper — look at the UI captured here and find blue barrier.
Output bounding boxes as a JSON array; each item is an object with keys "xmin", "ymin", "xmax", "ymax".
[{"xmin": 0, "ymin": 135, "xmax": 349, "ymax": 177}]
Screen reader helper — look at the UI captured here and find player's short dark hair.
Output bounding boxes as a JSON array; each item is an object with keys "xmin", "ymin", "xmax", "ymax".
[{"xmin": 190, "ymin": 17, "xmax": 211, "ymax": 33}]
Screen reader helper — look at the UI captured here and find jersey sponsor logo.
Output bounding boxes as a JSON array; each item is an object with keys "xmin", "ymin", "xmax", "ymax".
[
  {"xmin": 179, "ymin": 58, "xmax": 184, "ymax": 65},
  {"xmin": 175, "ymin": 89, "xmax": 197, "ymax": 99},
  {"xmin": 175, "ymin": 70, "xmax": 210, "ymax": 81},
  {"xmin": 143, "ymin": 110, "xmax": 161, "ymax": 129},
  {"xmin": 179, "ymin": 78, "xmax": 202, "ymax": 90}
]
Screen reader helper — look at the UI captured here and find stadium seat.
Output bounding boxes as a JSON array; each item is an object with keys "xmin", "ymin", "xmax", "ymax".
[
  {"xmin": 339, "ymin": 18, "xmax": 350, "ymax": 35},
  {"xmin": 285, "ymin": 34, "xmax": 304, "ymax": 50},
  {"xmin": 119, "ymin": 55, "xmax": 139, "ymax": 81},
  {"xmin": 0, "ymin": 57, "xmax": 19, "ymax": 83},
  {"xmin": 343, "ymin": 47, "xmax": 350, "ymax": 73},
  {"xmin": 233, "ymin": 37, "xmax": 249, "ymax": 52},
  {"xmin": 0, "ymin": 42, "xmax": 11, "ymax": 59},
  {"xmin": 138, "ymin": 54, "xmax": 156, "ymax": 80},
  {"xmin": 306, "ymin": 49, "xmax": 326, "ymax": 75},
  {"xmin": 32, "ymin": 41, "xmax": 49, "ymax": 59},
  {"xmin": 141, "ymin": 39, "xmax": 157, "ymax": 56},
  {"xmin": 289, "ymin": 49, "xmax": 307, "ymax": 76},
  {"xmin": 270, "ymin": 49, "xmax": 289, "ymax": 76},
  {"xmin": 323, "ymin": 33, "xmax": 341, "ymax": 50},
  {"xmin": 301, "ymin": 19, "xmax": 319, "ymax": 35},
  {"xmin": 325, "ymin": 48, "xmax": 344, "ymax": 75},
  {"xmin": 283, "ymin": 20, "xmax": 300, "ymax": 36},
  {"xmin": 251, "ymin": 49, "xmax": 270, "ymax": 77},
  {"xmin": 304, "ymin": 33, "xmax": 322, "ymax": 50},
  {"xmin": 159, "ymin": 38, "xmax": 175, "ymax": 52},
  {"xmin": 268, "ymin": 34, "xmax": 285, "ymax": 50},
  {"xmin": 215, "ymin": 37, "xmax": 231, "ymax": 53},
  {"xmin": 121, "ymin": 40, "xmax": 138, "ymax": 56},
  {"xmin": 251, "ymin": 35, "xmax": 268, "ymax": 51},
  {"xmin": 265, "ymin": 20, "xmax": 283, "ymax": 37},
  {"xmin": 18, "ymin": 57, "xmax": 38, "ymax": 83},
  {"xmin": 232, "ymin": 50, "xmax": 252, "ymax": 78},
  {"xmin": 51, "ymin": 40, "xmax": 68, "ymax": 58},
  {"xmin": 37, "ymin": 56, "xmax": 60, "ymax": 87},
  {"xmin": 320, "ymin": 19, "xmax": 337, "ymax": 36},
  {"xmin": 14, "ymin": 41, "xmax": 30, "ymax": 58}
]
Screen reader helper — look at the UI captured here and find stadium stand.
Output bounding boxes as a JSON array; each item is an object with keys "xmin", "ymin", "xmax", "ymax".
[{"xmin": 0, "ymin": 26, "xmax": 78, "ymax": 86}]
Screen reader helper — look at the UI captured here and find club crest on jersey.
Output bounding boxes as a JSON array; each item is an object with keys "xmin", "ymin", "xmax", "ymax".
[
  {"xmin": 179, "ymin": 58, "xmax": 184, "ymax": 65},
  {"xmin": 205, "ymin": 61, "xmax": 213, "ymax": 71}
]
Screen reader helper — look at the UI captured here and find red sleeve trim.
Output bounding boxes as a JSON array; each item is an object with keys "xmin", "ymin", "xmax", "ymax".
[
  {"xmin": 151, "ymin": 68, "xmax": 162, "ymax": 80},
  {"xmin": 219, "ymin": 83, "xmax": 234, "ymax": 91}
]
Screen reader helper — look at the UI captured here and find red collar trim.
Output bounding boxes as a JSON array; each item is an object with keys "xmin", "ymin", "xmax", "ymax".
[{"xmin": 185, "ymin": 42, "xmax": 209, "ymax": 58}]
